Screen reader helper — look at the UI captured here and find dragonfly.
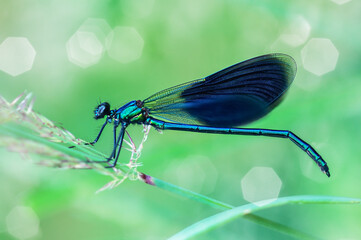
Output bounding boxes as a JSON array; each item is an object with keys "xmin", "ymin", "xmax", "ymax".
[{"xmin": 89, "ymin": 53, "xmax": 330, "ymax": 177}]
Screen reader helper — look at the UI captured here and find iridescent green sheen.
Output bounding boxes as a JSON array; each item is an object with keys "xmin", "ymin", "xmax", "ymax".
[{"xmin": 90, "ymin": 54, "xmax": 330, "ymax": 177}]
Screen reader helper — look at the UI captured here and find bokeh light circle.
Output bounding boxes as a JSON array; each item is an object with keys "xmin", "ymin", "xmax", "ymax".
[
  {"xmin": 280, "ymin": 15, "xmax": 311, "ymax": 47},
  {"xmin": 0, "ymin": 37, "xmax": 36, "ymax": 76},
  {"xmin": 106, "ymin": 27, "xmax": 144, "ymax": 64},
  {"xmin": 66, "ymin": 18, "xmax": 112, "ymax": 68},
  {"xmin": 241, "ymin": 167, "xmax": 282, "ymax": 206},
  {"xmin": 301, "ymin": 38, "xmax": 339, "ymax": 76},
  {"xmin": 6, "ymin": 205, "xmax": 40, "ymax": 239}
]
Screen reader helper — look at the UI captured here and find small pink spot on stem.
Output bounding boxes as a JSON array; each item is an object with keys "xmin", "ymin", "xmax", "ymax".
[{"xmin": 139, "ymin": 173, "xmax": 155, "ymax": 185}]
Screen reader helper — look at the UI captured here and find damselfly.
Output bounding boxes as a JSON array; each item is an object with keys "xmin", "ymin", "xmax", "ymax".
[{"xmin": 89, "ymin": 54, "xmax": 330, "ymax": 177}]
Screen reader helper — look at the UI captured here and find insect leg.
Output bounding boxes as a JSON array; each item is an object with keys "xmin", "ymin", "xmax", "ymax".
[
  {"xmin": 110, "ymin": 123, "xmax": 117, "ymax": 159},
  {"xmin": 86, "ymin": 118, "xmax": 108, "ymax": 145},
  {"xmin": 105, "ymin": 125, "xmax": 125, "ymax": 168}
]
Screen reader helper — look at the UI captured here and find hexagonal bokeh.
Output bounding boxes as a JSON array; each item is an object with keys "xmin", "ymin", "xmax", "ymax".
[
  {"xmin": 280, "ymin": 15, "xmax": 310, "ymax": 47},
  {"xmin": 106, "ymin": 26, "xmax": 144, "ymax": 63},
  {"xmin": 241, "ymin": 167, "xmax": 282, "ymax": 206},
  {"xmin": 0, "ymin": 37, "xmax": 36, "ymax": 76},
  {"xmin": 6, "ymin": 206, "xmax": 39, "ymax": 239},
  {"xmin": 78, "ymin": 18, "xmax": 112, "ymax": 45},
  {"xmin": 66, "ymin": 31, "xmax": 103, "ymax": 68},
  {"xmin": 301, "ymin": 38, "xmax": 339, "ymax": 76},
  {"xmin": 66, "ymin": 18, "xmax": 111, "ymax": 68},
  {"xmin": 331, "ymin": 0, "xmax": 351, "ymax": 5}
]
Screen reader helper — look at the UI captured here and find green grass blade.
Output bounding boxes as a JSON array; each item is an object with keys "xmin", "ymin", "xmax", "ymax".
[
  {"xmin": 169, "ymin": 196, "xmax": 361, "ymax": 240},
  {"xmin": 139, "ymin": 173, "xmax": 318, "ymax": 239},
  {"xmin": 139, "ymin": 173, "xmax": 233, "ymax": 210},
  {"xmin": 242, "ymin": 214, "xmax": 317, "ymax": 240},
  {"xmin": 0, "ymin": 123, "xmax": 103, "ymax": 161},
  {"xmin": 0, "ymin": 93, "xmax": 137, "ymax": 191},
  {"xmin": 3, "ymin": 94, "xmax": 359, "ymax": 240}
]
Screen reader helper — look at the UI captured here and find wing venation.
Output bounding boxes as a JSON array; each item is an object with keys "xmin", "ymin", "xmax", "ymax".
[{"xmin": 143, "ymin": 53, "xmax": 296, "ymax": 127}]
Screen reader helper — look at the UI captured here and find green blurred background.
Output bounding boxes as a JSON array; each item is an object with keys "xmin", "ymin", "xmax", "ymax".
[{"xmin": 1, "ymin": 0, "xmax": 361, "ymax": 239}]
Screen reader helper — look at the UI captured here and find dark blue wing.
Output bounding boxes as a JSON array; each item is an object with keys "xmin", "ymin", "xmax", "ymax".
[{"xmin": 143, "ymin": 54, "xmax": 296, "ymax": 127}]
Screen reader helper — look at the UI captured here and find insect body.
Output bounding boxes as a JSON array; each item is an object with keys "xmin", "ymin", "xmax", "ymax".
[{"xmin": 90, "ymin": 54, "xmax": 330, "ymax": 177}]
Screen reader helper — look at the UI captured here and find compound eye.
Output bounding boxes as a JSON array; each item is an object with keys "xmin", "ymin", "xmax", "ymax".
[{"xmin": 94, "ymin": 102, "xmax": 110, "ymax": 119}]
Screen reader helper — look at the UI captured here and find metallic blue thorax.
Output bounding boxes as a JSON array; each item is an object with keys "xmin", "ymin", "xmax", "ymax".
[{"xmin": 115, "ymin": 101, "xmax": 144, "ymax": 123}]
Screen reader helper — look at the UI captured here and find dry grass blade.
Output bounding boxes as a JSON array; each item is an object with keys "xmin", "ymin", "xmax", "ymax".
[{"xmin": 0, "ymin": 93, "xmax": 150, "ymax": 192}]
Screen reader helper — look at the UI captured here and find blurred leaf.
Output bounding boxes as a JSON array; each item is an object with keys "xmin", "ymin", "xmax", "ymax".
[
  {"xmin": 169, "ymin": 196, "xmax": 361, "ymax": 240},
  {"xmin": 141, "ymin": 173, "xmax": 320, "ymax": 239}
]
